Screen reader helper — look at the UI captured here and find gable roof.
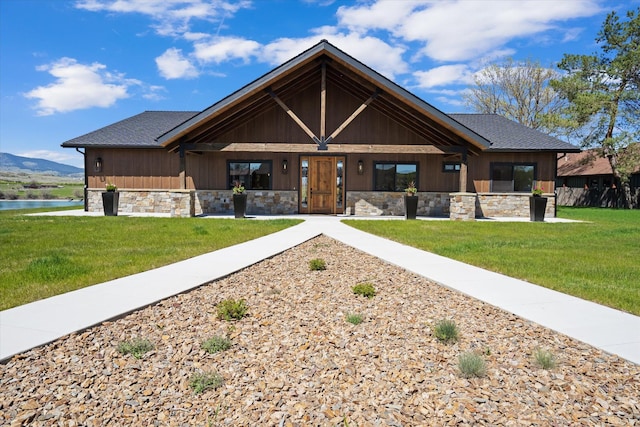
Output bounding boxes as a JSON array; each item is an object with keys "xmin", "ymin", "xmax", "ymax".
[
  {"xmin": 156, "ymin": 40, "xmax": 491, "ymax": 153},
  {"xmin": 450, "ymin": 114, "xmax": 579, "ymax": 152},
  {"xmin": 557, "ymin": 144, "xmax": 640, "ymax": 177},
  {"xmin": 61, "ymin": 111, "xmax": 198, "ymax": 148}
]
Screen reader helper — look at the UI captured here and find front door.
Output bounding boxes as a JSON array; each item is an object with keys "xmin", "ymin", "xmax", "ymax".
[{"xmin": 301, "ymin": 156, "xmax": 344, "ymax": 214}]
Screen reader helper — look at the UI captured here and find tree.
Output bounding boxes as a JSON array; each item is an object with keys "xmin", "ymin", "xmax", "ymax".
[
  {"xmin": 551, "ymin": 8, "xmax": 640, "ymax": 208},
  {"xmin": 463, "ymin": 58, "xmax": 566, "ymax": 134}
]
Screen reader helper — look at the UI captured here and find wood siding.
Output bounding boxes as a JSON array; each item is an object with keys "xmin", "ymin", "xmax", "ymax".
[{"xmin": 87, "ymin": 148, "xmax": 180, "ymax": 189}]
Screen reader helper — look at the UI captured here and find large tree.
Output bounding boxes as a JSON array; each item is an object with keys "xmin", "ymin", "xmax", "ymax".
[
  {"xmin": 551, "ymin": 8, "xmax": 640, "ymax": 208},
  {"xmin": 463, "ymin": 58, "xmax": 565, "ymax": 134}
]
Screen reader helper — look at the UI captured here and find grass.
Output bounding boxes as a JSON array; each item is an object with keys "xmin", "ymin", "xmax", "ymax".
[
  {"xmin": 189, "ymin": 371, "xmax": 224, "ymax": 394},
  {"xmin": 352, "ymin": 282, "xmax": 376, "ymax": 298},
  {"xmin": 0, "ymin": 209, "xmax": 300, "ymax": 310},
  {"xmin": 201, "ymin": 336, "xmax": 232, "ymax": 354},
  {"xmin": 346, "ymin": 313, "xmax": 364, "ymax": 325},
  {"xmin": 0, "ymin": 180, "xmax": 84, "ymax": 199},
  {"xmin": 345, "ymin": 207, "xmax": 640, "ymax": 315},
  {"xmin": 433, "ymin": 319, "xmax": 459, "ymax": 343},
  {"xmin": 458, "ymin": 351, "xmax": 487, "ymax": 378},
  {"xmin": 216, "ymin": 299, "xmax": 248, "ymax": 321},
  {"xmin": 117, "ymin": 338, "xmax": 154, "ymax": 359},
  {"xmin": 533, "ymin": 348, "xmax": 557, "ymax": 370},
  {"xmin": 308, "ymin": 258, "xmax": 327, "ymax": 271}
]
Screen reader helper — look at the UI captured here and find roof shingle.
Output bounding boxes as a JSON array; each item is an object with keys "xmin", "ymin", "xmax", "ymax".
[{"xmin": 61, "ymin": 111, "xmax": 198, "ymax": 148}]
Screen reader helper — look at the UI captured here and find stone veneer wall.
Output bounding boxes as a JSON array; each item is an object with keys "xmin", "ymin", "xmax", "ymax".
[
  {"xmin": 194, "ymin": 190, "xmax": 298, "ymax": 215},
  {"xmin": 87, "ymin": 189, "xmax": 194, "ymax": 217},
  {"xmin": 346, "ymin": 192, "xmax": 450, "ymax": 216},
  {"xmin": 476, "ymin": 193, "xmax": 556, "ymax": 218}
]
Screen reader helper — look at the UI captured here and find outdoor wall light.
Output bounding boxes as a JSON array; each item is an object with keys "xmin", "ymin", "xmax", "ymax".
[
  {"xmin": 357, "ymin": 160, "xmax": 364, "ymax": 175},
  {"xmin": 282, "ymin": 159, "xmax": 288, "ymax": 174},
  {"xmin": 95, "ymin": 157, "xmax": 103, "ymax": 172}
]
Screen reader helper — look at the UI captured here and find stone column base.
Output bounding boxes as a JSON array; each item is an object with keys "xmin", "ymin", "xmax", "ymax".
[{"xmin": 449, "ymin": 192, "xmax": 476, "ymax": 221}]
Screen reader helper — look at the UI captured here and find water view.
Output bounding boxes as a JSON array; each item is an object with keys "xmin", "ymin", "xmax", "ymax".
[{"xmin": 0, "ymin": 200, "xmax": 84, "ymax": 211}]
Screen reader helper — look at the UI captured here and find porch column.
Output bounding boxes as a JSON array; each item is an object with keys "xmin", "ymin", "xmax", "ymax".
[
  {"xmin": 179, "ymin": 143, "xmax": 186, "ymax": 190},
  {"xmin": 459, "ymin": 148, "xmax": 468, "ymax": 193}
]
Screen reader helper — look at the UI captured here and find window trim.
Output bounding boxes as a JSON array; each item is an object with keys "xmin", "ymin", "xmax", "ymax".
[
  {"xmin": 227, "ymin": 160, "xmax": 273, "ymax": 190},
  {"xmin": 373, "ymin": 161, "xmax": 419, "ymax": 192}
]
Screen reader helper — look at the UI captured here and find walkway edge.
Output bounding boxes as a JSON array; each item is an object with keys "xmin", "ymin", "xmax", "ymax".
[{"xmin": 0, "ymin": 221, "xmax": 320, "ymax": 362}]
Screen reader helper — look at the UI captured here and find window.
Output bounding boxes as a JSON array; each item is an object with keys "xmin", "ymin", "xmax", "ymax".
[
  {"xmin": 443, "ymin": 162, "xmax": 461, "ymax": 172},
  {"xmin": 374, "ymin": 162, "xmax": 417, "ymax": 191},
  {"xmin": 491, "ymin": 163, "xmax": 536, "ymax": 192},
  {"xmin": 228, "ymin": 161, "xmax": 272, "ymax": 190}
]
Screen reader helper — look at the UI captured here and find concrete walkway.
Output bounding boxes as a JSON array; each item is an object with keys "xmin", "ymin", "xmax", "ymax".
[{"xmin": 1, "ymin": 215, "xmax": 638, "ymax": 364}]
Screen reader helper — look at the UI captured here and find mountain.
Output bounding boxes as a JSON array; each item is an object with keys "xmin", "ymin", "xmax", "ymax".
[{"xmin": 0, "ymin": 153, "xmax": 83, "ymax": 177}]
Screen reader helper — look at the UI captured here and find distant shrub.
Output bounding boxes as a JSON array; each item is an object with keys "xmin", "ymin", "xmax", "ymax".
[
  {"xmin": 433, "ymin": 319, "xmax": 459, "ymax": 343},
  {"xmin": 352, "ymin": 282, "xmax": 376, "ymax": 298},
  {"xmin": 117, "ymin": 338, "xmax": 154, "ymax": 359},
  {"xmin": 458, "ymin": 352, "xmax": 486, "ymax": 378},
  {"xmin": 216, "ymin": 298, "xmax": 248, "ymax": 321},
  {"xmin": 309, "ymin": 258, "xmax": 326, "ymax": 271},
  {"xmin": 346, "ymin": 313, "xmax": 364, "ymax": 325},
  {"xmin": 201, "ymin": 336, "xmax": 232, "ymax": 354},
  {"xmin": 189, "ymin": 371, "xmax": 223, "ymax": 394},
  {"xmin": 533, "ymin": 348, "xmax": 557, "ymax": 370}
]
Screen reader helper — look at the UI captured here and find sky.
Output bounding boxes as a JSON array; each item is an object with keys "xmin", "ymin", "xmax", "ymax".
[{"xmin": 1, "ymin": 0, "xmax": 637, "ymax": 168}]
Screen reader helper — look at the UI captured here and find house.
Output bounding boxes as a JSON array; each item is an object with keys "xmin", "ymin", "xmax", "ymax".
[
  {"xmin": 62, "ymin": 40, "xmax": 578, "ymax": 219},
  {"xmin": 556, "ymin": 145, "xmax": 640, "ymax": 207}
]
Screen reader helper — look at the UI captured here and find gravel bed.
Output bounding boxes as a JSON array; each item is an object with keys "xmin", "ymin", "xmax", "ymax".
[{"xmin": 1, "ymin": 235, "xmax": 638, "ymax": 426}]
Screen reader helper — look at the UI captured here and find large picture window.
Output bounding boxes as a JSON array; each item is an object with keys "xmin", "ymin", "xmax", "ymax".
[
  {"xmin": 228, "ymin": 161, "xmax": 272, "ymax": 190},
  {"xmin": 374, "ymin": 162, "xmax": 417, "ymax": 191},
  {"xmin": 491, "ymin": 163, "xmax": 536, "ymax": 192}
]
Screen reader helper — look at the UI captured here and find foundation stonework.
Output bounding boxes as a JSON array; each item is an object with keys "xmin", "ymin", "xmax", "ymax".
[
  {"xmin": 476, "ymin": 193, "xmax": 556, "ymax": 218},
  {"xmin": 86, "ymin": 189, "xmax": 554, "ymax": 218},
  {"xmin": 87, "ymin": 190, "xmax": 194, "ymax": 217},
  {"xmin": 347, "ymin": 192, "xmax": 450, "ymax": 217},
  {"xmin": 194, "ymin": 191, "xmax": 298, "ymax": 216}
]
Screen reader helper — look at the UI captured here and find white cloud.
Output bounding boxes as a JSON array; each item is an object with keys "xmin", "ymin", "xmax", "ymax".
[
  {"xmin": 75, "ymin": 0, "xmax": 251, "ymax": 37},
  {"xmin": 413, "ymin": 64, "xmax": 472, "ymax": 89},
  {"xmin": 156, "ymin": 48, "xmax": 199, "ymax": 79},
  {"xmin": 193, "ymin": 36, "xmax": 261, "ymax": 64},
  {"xmin": 20, "ymin": 149, "xmax": 85, "ymax": 167},
  {"xmin": 261, "ymin": 31, "xmax": 408, "ymax": 79},
  {"xmin": 337, "ymin": 0, "xmax": 602, "ymax": 62},
  {"xmin": 24, "ymin": 58, "xmax": 137, "ymax": 115}
]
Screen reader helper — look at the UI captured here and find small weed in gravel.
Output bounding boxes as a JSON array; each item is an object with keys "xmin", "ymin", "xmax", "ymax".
[
  {"xmin": 309, "ymin": 258, "xmax": 326, "ymax": 271},
  {"xmin": 352, "ymin": 282, "xmax": 376, "ymax": 298},
  {"xmin": 533, "ymin": 348, "xmax": 557, "ymax": 370},
  {"xmin": 458, "ymin": 351, "xmax": 486, "ymax": 378},
  {"xmin": 216, "ymin": 298, "xmax": 248, "ymax": 321},
  {"xmin": 346, "ymin": 313, "xmax": 364, "ymax": 325},
  {"xmin": 201, "ymin": 336, "xmax": 232, "ymax": 354},
  {"xmin": 433, "ymin": 319, "xmax": 459, "ymax": 343},
  {"xmin": 117, "ymin": 338, "xmax": 154, "ymax": 359},
  {"xmin": 189, "ymin": 371, "xmax": 224, "ymax": 394}
]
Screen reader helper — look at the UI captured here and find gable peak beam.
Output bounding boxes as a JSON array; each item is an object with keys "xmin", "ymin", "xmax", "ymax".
[{"xmin": 265, "ymin": 87, "xmax": 320, "ymax": 145}]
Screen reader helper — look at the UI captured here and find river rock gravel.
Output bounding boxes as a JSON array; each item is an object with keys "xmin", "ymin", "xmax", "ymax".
[{"xmin": 1, "ymin": 235, "xmax": 638, "ymax": 426}]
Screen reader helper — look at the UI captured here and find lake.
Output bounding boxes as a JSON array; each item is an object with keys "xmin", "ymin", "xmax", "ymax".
[{"xmin": 0, "ymin": 200, "xmax": 84, "ymax": 211}]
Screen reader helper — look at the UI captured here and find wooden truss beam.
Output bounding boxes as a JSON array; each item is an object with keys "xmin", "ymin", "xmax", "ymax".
[
  {"xmin": 182, "ymin": 142, "xmax": 445, "ymax": 154},
  {"xmin": 266, "ymin": 88, "xmax": 319, "ymax": 144}
]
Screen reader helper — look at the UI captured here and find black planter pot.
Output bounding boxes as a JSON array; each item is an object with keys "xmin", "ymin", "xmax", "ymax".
[
  {"xmin": 102, "ymin": 191, "xmax": 119, "ymax": 216},
  {"xmin": 233, "ymin": 193, "xmax": 247, "ymax": 218},
  {"xmin": 529, "ymin": 196, "xmax": 547, "ymax": 222},
  {"xmin": 404, "ymin": 194, "xmax": 418, "ymax": 219}
]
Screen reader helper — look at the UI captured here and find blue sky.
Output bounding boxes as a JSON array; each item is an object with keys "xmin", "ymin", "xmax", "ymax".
[{"xmin": 1, "ymin": 0, "xmax": 636, "ymax": 168}]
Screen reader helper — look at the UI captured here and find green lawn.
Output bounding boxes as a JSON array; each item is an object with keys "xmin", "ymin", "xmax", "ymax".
[
  {"xmin": 345, "ymin": 207, "xmax": 640, "ymax": 315},
  {"xmin": 0, "ymin": 209, "xmax": 300, "ymax": 310}
]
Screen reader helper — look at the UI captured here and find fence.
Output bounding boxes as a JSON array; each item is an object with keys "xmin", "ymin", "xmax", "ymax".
[{"xmin": 556, "ymin": 187, "xmax": 639, "ymax": 209}]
